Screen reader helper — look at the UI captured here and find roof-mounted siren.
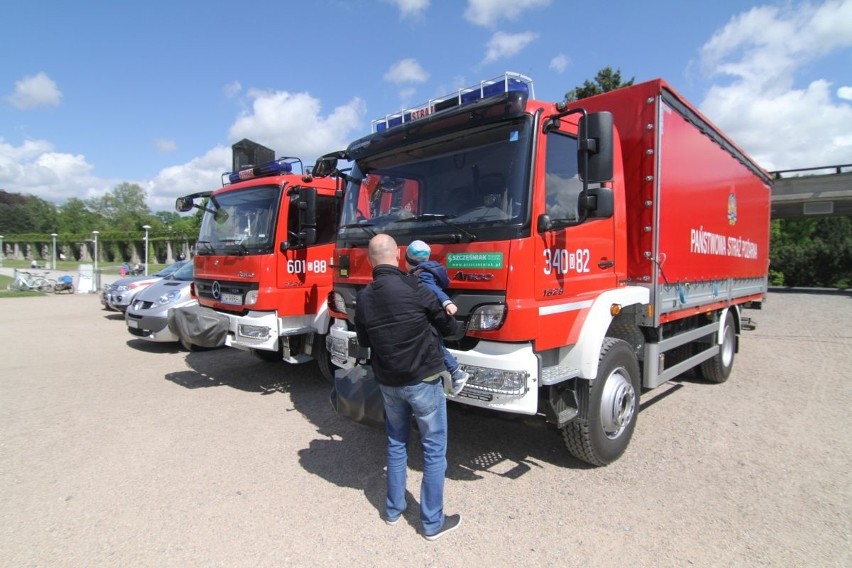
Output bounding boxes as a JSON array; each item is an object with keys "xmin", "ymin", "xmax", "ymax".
[{"xmin": 371, "ymin": 72, "xmax": 534, "ymax": 133}]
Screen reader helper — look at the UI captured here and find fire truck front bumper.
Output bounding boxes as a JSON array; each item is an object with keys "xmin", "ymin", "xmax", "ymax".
[
  {"xmin": 328, "ymin": 321, "xmax": 539, "ymax": 415},
  {"xmin": 225, "ymin": 310, "xmax": 316, "ymax": 353},
  {"xmin": 452, "ymin": 341, "xmax": 539, "ymax": 415}
]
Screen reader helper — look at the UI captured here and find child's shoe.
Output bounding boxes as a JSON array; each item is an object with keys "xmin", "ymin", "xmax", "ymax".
[{"xmin": 449, "ymin": 369, "xmax": 469, "ymax": 396}]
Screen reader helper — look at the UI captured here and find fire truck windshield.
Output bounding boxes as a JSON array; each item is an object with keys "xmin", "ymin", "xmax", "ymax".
[
  {"xmin": 196, "ymin": 185, "xmax": 279, "ymax": 255},
  {"xmin": 338, "ymin": 117, "xmax": 533, "ymax": 244}
]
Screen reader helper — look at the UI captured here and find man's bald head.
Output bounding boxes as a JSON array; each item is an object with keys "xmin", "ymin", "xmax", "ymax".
[{"xmin": 368, "ymin": 234, "xmax": 400, "ymax": 267}]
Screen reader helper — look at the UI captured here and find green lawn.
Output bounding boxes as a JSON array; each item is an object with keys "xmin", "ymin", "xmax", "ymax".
[{"xmin": 1, "ymin": 259, "xmax": 167, "ymax": 275}]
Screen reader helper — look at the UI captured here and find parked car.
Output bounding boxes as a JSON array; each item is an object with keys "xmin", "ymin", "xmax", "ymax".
[
  {"xmin": 125, "ymin": 261, "xmax": 197, "ymax": 342},
  {"xmin": 103, "ymin": 261, "xmax": 189, "ymax": 312}
]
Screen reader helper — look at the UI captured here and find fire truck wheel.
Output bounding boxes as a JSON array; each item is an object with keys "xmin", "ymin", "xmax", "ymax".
[
  {"xmin": 314, "ymin": 333, "xmax": 335, "ymax": 384},
  {"xmin": 697, "ymin": 311, "xmax": 736, "ymax": 383},
  {"xmin": 561, "ymin": 338, "xmax": 640, "ymax": 466}
]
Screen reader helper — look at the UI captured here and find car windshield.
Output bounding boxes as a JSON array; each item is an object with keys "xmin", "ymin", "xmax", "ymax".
[
  {"xmin": 169, "ymin": 261, "xmax": 194, "ymax": 281},
  {"xmin": 338, "ymin": 117, "xmax": 533, "ymax": 244},
  {"xmin": 196, "ymin": 185, "xmax": 279, "ymax": 255},
  {"xmin": 153, "ymin": 260, "xmax": 188, "ymax": 277}
]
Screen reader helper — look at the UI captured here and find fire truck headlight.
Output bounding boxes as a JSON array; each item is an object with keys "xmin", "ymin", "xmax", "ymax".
[
  {"xmin": 244, "ymin": 290, "xmax": 258, "ymax": 306},
  {"xmin": 463, "ymin": 366, "xmax": 528, "ymax": 396},
  {"xmin": 467, "ymin": 304, "xmax": 506, "ymax": 331},
  {"xmin": 238, "ymin": 324, "xmax": 270, "ymax": 339}
]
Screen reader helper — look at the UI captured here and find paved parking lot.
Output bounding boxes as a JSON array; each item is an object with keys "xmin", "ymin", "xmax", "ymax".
[{"xmin": 1, "ymin": 290, "xmax": 850, "ymax": 566}]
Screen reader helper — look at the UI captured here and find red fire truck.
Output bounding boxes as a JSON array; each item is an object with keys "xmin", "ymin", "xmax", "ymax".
[
  {"xmin": 175, "ymin": 139, "xmax": 341, "ymax": 381},
  {"xmin": 313, "ymin": 73, "xmax": 771, "ymax": 465}
]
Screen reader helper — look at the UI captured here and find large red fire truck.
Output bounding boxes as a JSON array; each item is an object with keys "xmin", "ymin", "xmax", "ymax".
[
  {"xmin": 175, "ymin": 139, "xmax": 340, "ymax": 381},
  {"xmin": 313, "ymin": 73, "xmax": 771, "ymax": 465}
]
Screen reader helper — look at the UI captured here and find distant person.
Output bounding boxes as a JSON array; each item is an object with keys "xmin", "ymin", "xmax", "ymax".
[
  {"xmin": 30, "ymin": 259, "xmax": 38, "ymax": 269},
  {"xmin": 404, "ymin": 240, "xmax": 468, "ymax": 396},
  {"xmin": 176, "ymin": 252, "xmax": 186, "ymax": 262},
  {"xmin": 354, "ymin": 234, "xmax": 462, "ymax": 541}
]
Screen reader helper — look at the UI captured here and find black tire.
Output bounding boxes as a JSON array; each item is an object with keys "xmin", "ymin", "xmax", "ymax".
[
  {"xmin": 313, "ymin": 333, "xmax": 336, "ymax": 384},
  {"xmin": 697, "ymin": 311, "xmax": 736, "ymax": 383},
  {"xmin": 561, "ymin": 338, "xmax": 641, "ymax": 466}
]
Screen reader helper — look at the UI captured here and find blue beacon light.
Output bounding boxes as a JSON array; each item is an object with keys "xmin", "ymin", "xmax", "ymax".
[{"xmin": 372, "ymin": 72, "xmax": 534, "ymax": 133}]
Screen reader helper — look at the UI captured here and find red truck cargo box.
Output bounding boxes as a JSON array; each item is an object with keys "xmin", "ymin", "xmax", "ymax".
[{"xmin": 575, "ymin": 80, "xmax": 772, "ymax": 319}]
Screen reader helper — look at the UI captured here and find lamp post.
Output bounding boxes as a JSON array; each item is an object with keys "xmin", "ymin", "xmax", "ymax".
[
  {"xmin": 142, "ymin": 225, "xmax": 151, "ymax": 276},
  {"xmin": 92, "ymin": 231, "xmax": 99, "ymax": 289},
  {"xmin": 51, "ymin": 233, "xmax": 57, "ymax": 270}
]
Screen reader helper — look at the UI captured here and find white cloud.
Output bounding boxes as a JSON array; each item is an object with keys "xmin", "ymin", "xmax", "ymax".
[
  {"xmin": 482, "ymin": 31, "xmax": 538, "ymax": 64},
  {"xmin": 464, "ymin": 0, "xmax": 549, "ymax": 27},
  {"xmin": 0, "ymin": 138, "xmax": 111, "ymax": 203},
  {"xmin": 227, "ymin": 89, "xmax": 365, "ymax": 162},
  {"xmin": 223, "ymin": 81, "xmax": 242, "ymax": 98},
  {"xmin": 1, "ymin": 85, "xmax": 366, "ymax": 212},
  {"xmin": 155, "ymin": 139, "xmax": 177, "ymax": 153},
  {"xmin": 7, "ymin": 72, "xmax": 63, "ymax": 109},
  {"xmin": 384, "ymin": 59, "xmax": 430, "ymax": 84},
  {"xmin": 838, "ymin": 86, "xmax": 852, "ymax": 100},
  {"xmin": 146, "ymin": 89, "xmax": 366, "ymax": 212},
  {"xmin": 144, "ymin": 146, "xmax": 230, "ymax": 213},
  {"xmin": 549, "ymin": 53, "xmax": 569, "ymax": 73},
  {"xmin": 383, "ymin": 0, "xmax": 429, "ymax": 19},
  {"xmin": 698, "ymin": 0, "xmax": 852, "ymax": 170}
]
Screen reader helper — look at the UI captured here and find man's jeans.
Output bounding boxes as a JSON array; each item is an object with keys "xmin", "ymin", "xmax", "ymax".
[{"xmin": 378, "ymin": 378, "xmax": 447, "ymax": 535}]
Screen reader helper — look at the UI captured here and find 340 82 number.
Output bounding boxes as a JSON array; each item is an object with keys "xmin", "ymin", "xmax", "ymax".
[
  {"xmin": 543, "ymin": 248, "xmax": 590, "ymax": 275},
  {"xmin": 287, "ymin": 259, "xmax": 328, "ymax": 274}
]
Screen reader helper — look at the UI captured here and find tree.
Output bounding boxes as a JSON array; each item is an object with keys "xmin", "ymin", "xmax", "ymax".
[
  {"xmin": 770, "ymin": 216, "xmax": 852, "ymax": 288},
  {"xmin": 0, "ymin": 191, "xmax": 58, "ymax": 234},
  {"xmin": 57, "ymin": 198, "xmax": 101, "ymax": 234},
  {"xmin": 86, "ymin": 182, "xmax": 151, "ymax": 228},
  {"xmin": 565, "ymin": 67, "xmax": 635, "ymax": 102}
]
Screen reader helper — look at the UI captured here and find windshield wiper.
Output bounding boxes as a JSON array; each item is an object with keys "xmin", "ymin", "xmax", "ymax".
[
  {"xmin": 340, "ymin": 222, "xmax": 376, "ymax": 238},
  {"xmin": 223, "ymin": 241, "xmax": 248, "ymax": 255},
  {"xmin": 393, "ymin": 214, "xmax": 477, "ymax": 242},
  {"xmin": 196, "ymin": 241, "xmax": 216, "ymax": 255}
]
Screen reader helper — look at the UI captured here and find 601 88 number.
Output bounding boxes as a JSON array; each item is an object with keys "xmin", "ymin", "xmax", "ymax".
[{"xmin": 287, "ymin": 259, "xmax": 328, "ymax": 274}]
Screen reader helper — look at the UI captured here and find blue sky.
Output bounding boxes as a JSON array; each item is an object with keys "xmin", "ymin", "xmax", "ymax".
[{"xmin": 1, "ymin": 0, "xmax": 850, "ymax": 213}]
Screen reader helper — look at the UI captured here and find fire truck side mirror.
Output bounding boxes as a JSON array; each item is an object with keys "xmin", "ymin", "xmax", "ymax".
[
  {"xmin": 578, "ymin": 112, "xmax": 614, "ymax": 183},
  {"xmin": 175, "ymin": 196, "xmax": 193, "ymax": 212},
  {"xmin": 312, "ymin": 154, "xmax": 340, "ymax": 177},
  {"xmin": 282, "ymin": 187, "xmax": 319, "ymax": 250},
  {"xmin": 578, "ymin": 186, "xmax": 614, "ymax": 219}
]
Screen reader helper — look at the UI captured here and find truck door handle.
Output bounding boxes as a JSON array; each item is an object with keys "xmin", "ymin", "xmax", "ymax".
[{"xmin": 598, "ymin": 259, "xmax": 614, "ymax": 269}]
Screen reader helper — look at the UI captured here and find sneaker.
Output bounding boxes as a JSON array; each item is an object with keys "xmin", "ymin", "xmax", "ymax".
[
  {"xmin": 424, "ymin": 513, "xmax": 462, "ymax": 541},
  {"xmin": 385, "ymin": 515, "xmax": 401, "ymax": 526},
  {"xmin": 450, "ymin": 371, "xmax": 469, "ymax": 396}
]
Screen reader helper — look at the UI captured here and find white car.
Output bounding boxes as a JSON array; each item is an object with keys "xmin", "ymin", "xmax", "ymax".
[
  {"xmin": 103, "ymin": 261, "xmax": 188, "ymax": 312},
  {"xmin": 125, "ymin": 262, "xmax": 197, "ymax": 342}
]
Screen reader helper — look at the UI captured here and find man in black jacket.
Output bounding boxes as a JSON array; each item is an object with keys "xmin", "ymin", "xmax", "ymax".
[{"xmin": 354, "ymin": 234, "xmax": 462, "ymax": 541}]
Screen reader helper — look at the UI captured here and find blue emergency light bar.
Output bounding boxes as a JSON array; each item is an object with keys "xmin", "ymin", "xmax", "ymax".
[
  {"xmin": 371, "ymin": 72, "xmax": 534, "ymax": 133},
  {"xmin": 224, "ymin": 158, "xmax": 295, "ymax": 185}
]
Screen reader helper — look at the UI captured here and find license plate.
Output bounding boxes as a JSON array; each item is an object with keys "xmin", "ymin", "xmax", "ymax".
[
  {"xmin": 331, "ymin": 337, "xmax": 347, "ymax": 358},
  {"xmin": 127, "ymin": 320, "xmax": 138, "ymax": 328},
  {"xmin": 220, "ymin": 293, "xmax": 242, "ymax": 305}
]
